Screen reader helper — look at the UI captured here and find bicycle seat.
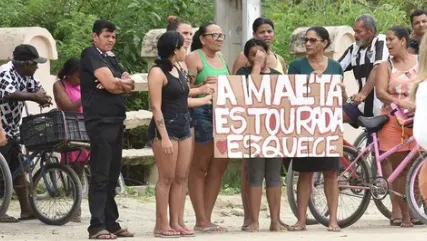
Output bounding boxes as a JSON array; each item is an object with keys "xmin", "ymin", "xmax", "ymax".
[{"xmin": 357, "ymin": 115, "xmax": 389, "ymax": 132}]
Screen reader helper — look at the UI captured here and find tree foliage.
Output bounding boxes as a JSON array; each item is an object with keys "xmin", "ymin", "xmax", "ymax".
[{"xmin": 0, "ymin": 0, "xmax": 424, "ymax": 148}]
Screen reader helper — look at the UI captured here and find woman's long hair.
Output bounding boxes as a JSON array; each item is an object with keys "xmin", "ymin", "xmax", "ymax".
[
  {"xmin": 411, "ymin": 34, "xmax": 427, "ymax": 101},
  {"xmin": 154, "ymin": 31, "xmax": 184, "ymax": 73},
  {"xmin": 57, "ymin": 57, "xmax": 80, "ymax": 80}
]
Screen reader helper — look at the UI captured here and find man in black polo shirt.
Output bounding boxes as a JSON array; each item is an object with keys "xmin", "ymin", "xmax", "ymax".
[
  {"xmin": 408, "ymin": 10, "xmax": 427, "ymax": 55},
  {"xmin": 80, "ymin": 19, "xmax": 135, "ymax": 239}
]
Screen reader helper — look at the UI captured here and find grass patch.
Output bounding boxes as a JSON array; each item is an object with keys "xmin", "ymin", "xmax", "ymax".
[{"xmin": 220, "ymin": 160, "xmax": 242, "ymax": 195}]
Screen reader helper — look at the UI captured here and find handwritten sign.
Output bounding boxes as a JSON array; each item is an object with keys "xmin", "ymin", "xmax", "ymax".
[{"xmin": 213, "ymin": 74, "xmax": 344, "ymax": 158}]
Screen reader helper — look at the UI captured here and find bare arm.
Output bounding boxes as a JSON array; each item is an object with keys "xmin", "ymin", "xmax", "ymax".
[
  {"xmin": 375, "ymin": 63, "xmax": 396, "ymax": 105},
  {"xmin": 53, "ymin": 81, "xmax": 81, "ymax": 111},
  {"xmin": 148, "ymin": 67, "xmax": 169, "ymax": 140},
  {"xmin": 188, "ymin": 95, "xmax": 212, "ymax": 108},
  {"xmin": 360, "ymin": 64, "xmax": 379, "ymax": 97},
  {"xmin": 185, "ymin": 52, "xmax": 201, "ymax": 87}
]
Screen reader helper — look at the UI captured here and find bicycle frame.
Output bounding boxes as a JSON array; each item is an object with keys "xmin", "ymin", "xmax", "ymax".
[
  {"xmin": 372, "ymin": 133, "xmax": 419, "ymax": 184},
  {"xmin": 340, "ymin": 131, "xmax": 420, "ymax": 191}
]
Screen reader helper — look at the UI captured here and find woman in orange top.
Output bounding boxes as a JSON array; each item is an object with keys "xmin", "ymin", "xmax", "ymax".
[{"xmin": 376, "ymin": 26, "xmax": 418, "ymax": 227}]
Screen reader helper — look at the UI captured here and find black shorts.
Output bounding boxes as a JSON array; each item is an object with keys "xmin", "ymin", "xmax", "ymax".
[{"xmin": 0, "ymin": 138, "xmax": 22, "ymax": 175}]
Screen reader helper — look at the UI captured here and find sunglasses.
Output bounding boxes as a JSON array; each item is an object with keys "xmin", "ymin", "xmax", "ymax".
[
  {"xmin": 304, "ymin": 38, "xmax": 324, "ymax": 44},
  {"xmin": 203, "ymin": 33, "xmax": 226, "ymax": 40}
]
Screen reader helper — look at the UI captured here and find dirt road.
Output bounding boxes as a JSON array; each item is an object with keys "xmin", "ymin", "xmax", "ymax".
[{"xmin": 1, "ymin": 194, "xmax": 426, "ymax": 241}]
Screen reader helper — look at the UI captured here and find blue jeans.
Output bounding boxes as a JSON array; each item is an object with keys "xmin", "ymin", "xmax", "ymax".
[
  {"xmin": 193, "ymin": 105, "xmax": 213, "ymax": 144},
  {"xmin": 147, "ymin": 112, "xmax": 192, "ymax": 144}
]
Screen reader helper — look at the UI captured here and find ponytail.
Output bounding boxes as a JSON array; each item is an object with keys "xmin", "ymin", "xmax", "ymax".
[
  {"xmin": 154, "ymin": 57, "xmax": 174, "ymax": 73},
  {"xmin": 155, "ymin": 31, "xmax": 184, "ymax": 73},
  {"xmin": 190, "ymin": 21, "xmax": 216, "ymax": 52},
  {"xmin": 191, "ymin": 30, "xmax": 202, "ymax": 51}
]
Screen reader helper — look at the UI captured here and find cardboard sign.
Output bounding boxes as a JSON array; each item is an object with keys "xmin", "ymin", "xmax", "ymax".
[{"xmin": 213, "ymin": 74, "xmax": 343, "ymax": 158}]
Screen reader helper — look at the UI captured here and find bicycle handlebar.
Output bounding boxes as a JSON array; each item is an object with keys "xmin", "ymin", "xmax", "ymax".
[{"xmin": 390, "ymin": 102, "xmax": 413, "ymax": 128}]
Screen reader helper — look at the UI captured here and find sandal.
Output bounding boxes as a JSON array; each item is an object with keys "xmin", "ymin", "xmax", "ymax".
[
  {"xmin": 175, "ymin": 227, "xmax": 195, "ymax": 237},
  {"xmin": 411, "ymin": 218, "xmax": 424, "ymax": 225},
  {"xmin": 194, "ymin": 224, "xmax": 228, "ymax": 233},
  {"xmin": 390, "ymin": 218, "xmax": 402, "ymax": 226},
  {"xmin": 0, "ymin": 214, "xmax": 19, "ymax": 223},
  {"xmin": 89, "ymin": 230, "xmax": 117, "ymax": 239},
  {"xmin": 287, "ymin": 224, "xmax": 307, "ymax": 232},
  {"xmin": 113, "ymin": 229, "xmax": 135, "ymax": 238},
  {"xmin": 327, "ymin": 225, "xmax": 341, "ymax": 232},
  {"xmin": 153, "ymin": 229, "xmax": 180, "ymax": 238},
  {"xmin": 400, "ymin": 222, "xmax": 414, "ymax": 228}
]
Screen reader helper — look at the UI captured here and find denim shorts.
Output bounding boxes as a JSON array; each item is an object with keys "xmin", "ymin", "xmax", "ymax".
[
  {"xmin": 193, "ymin": 104, "xmax": 213, "ymax": 144},
  {"xmin": 147, "ymin": 112, "xmax": 192, "ymax": 145}
]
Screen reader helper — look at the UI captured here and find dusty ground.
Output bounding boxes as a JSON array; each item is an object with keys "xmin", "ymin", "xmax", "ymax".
[{"xmin": 1, "ymin": 193, "xmax": 426, "ymax": 241}]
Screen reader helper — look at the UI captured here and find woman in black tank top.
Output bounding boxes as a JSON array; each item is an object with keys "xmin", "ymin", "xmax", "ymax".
[
  {"xmin": 147, "ymin": 31, "xmax": 191, "ymax": 238},
  {"xmin": 147, "ymin": 31, "xmax": 212, "ymax": 238}
]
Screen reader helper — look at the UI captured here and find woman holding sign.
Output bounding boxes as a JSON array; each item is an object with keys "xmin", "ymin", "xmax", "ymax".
[
  {"xmin": 232, "ymin": 17, "xmax": 287, "ymax": 74},
  {"xmin": 186, "ymin": 21, "xmax": 230, "ymax": 233},
  {"xmin": 236, "ymin": 38, "xmax": 286, "ymax": 232},
  {"xmin": 232, "ymin": 16, "xmax": 289, "ymax": 231},
  {"xmin": 287, "ymin": 26, "xmax": 342, "ymax": 232}
]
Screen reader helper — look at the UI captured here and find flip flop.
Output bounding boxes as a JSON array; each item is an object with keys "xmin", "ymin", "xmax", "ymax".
[
  {"xmin": 327, "ymin": 225, "xmax": 341, "ymax": 232},
  {"xmin": 194, "ymin": 225, "xmax": 228, "ymax": 233},
  {"xmin": 390, "ymin": 218, "xmax": 402, "ymax": 226},
  {"xmin": 113, "ymin": 228, "xmax": 135, "ymax": 238},
  {"xmin": 153, "ymin": 229, "xmax": 180, "ymax": 238},
  {"xmin": 0, "ymin": 214, "xmax": 19, "ymax": 223},
  {"xmin": 287, "ymin": 225, "xmax": 307, "ymax": 232},
  {"xmin": 175, "ymin": 227, "xmax": 195, "ymax": 237},
  {"xmin": 411, "ymin": 218, "xmax": 424, "ymax": 225},
  {"xmin": 18, "ymin": 215, "xmax": 37, "ymax": 221},
  {"xmin": 400, "ymin": 222, "xmax": 414, "ymax": 228},
  {"xmin": 89, "ymin": 230, "xmax": 117, "ymax": 239}
]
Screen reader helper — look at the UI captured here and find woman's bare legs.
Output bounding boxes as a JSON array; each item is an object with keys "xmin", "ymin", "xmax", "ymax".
[
  {"xmin": 169, "ymin": 137, "xmax": 194, "ymax": 234},
  {"xmin": 153, "ymin": 140, "xmax": 180, "ymax": 236}
]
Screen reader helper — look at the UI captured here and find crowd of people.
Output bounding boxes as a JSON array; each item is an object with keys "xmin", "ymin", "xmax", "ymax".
[{"xmin": 0, "ymin": 8, "xmax": 427, "ymax": 240}]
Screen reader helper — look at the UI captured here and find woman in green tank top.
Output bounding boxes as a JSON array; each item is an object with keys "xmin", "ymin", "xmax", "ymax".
[{"xmin": 185, "ymin": 21, "xmax": 229, "ymax": 233}]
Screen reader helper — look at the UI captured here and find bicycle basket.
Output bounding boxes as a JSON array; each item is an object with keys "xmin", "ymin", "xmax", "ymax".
[{"xmin": 19, "ymin": 110, "xmax": 90, "ymax": 151}]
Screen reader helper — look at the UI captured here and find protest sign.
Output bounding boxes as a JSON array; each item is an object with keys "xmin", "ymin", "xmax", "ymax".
[{"xmin": 213, "ymin": 74, "xmax": 343, "ymax": 158}]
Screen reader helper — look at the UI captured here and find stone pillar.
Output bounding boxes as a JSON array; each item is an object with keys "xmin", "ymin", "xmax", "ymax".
[
  {"xmin": 214, "ymin": 0, "xmax": 243, "ymax": 66},
  {"xmin": 242, "ymin": 0, "xmax": 261, "ymax": 42}
]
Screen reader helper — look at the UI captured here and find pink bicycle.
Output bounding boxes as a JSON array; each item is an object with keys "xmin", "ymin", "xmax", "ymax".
[{"xmin": 308, "ymin": 103, "xmax": 427, "ymax": 228}]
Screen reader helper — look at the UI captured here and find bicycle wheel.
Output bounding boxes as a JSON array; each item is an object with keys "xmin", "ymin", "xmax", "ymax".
[
  {"xmin": 406, "ymin": 151, "xmax": 427, "ymax": 224},
  {"xmin": 286, "ymin": 160, "xmax": 319, "ymax": 225},
  {"xmin": 30, "ymin": 162, "xmax": 82, "ymax": 226},
  {"xmin": 353, "ymin": 130, "xmax": 368, "ymax": 149},
  {"xmin": 370, "ymin": 157, "xmax": 392, "ymax": 219},
  {"xmin": 0, "ymin": 153, "xmax": 12, "ymax": 217},
  {"xmin": 81, "ymin": 167, "xmax": 89, "ymax": 198},
  {"xmin": 83, "ymin": 166, "xmax": 126, "ymax": 196},
  {"xmin": 308, "ymin": 146, "xmax": 371, "ymax": 228},
  {"xmin": 34, "ymin": 152, "xmax": 61, "ymax": 199}
]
